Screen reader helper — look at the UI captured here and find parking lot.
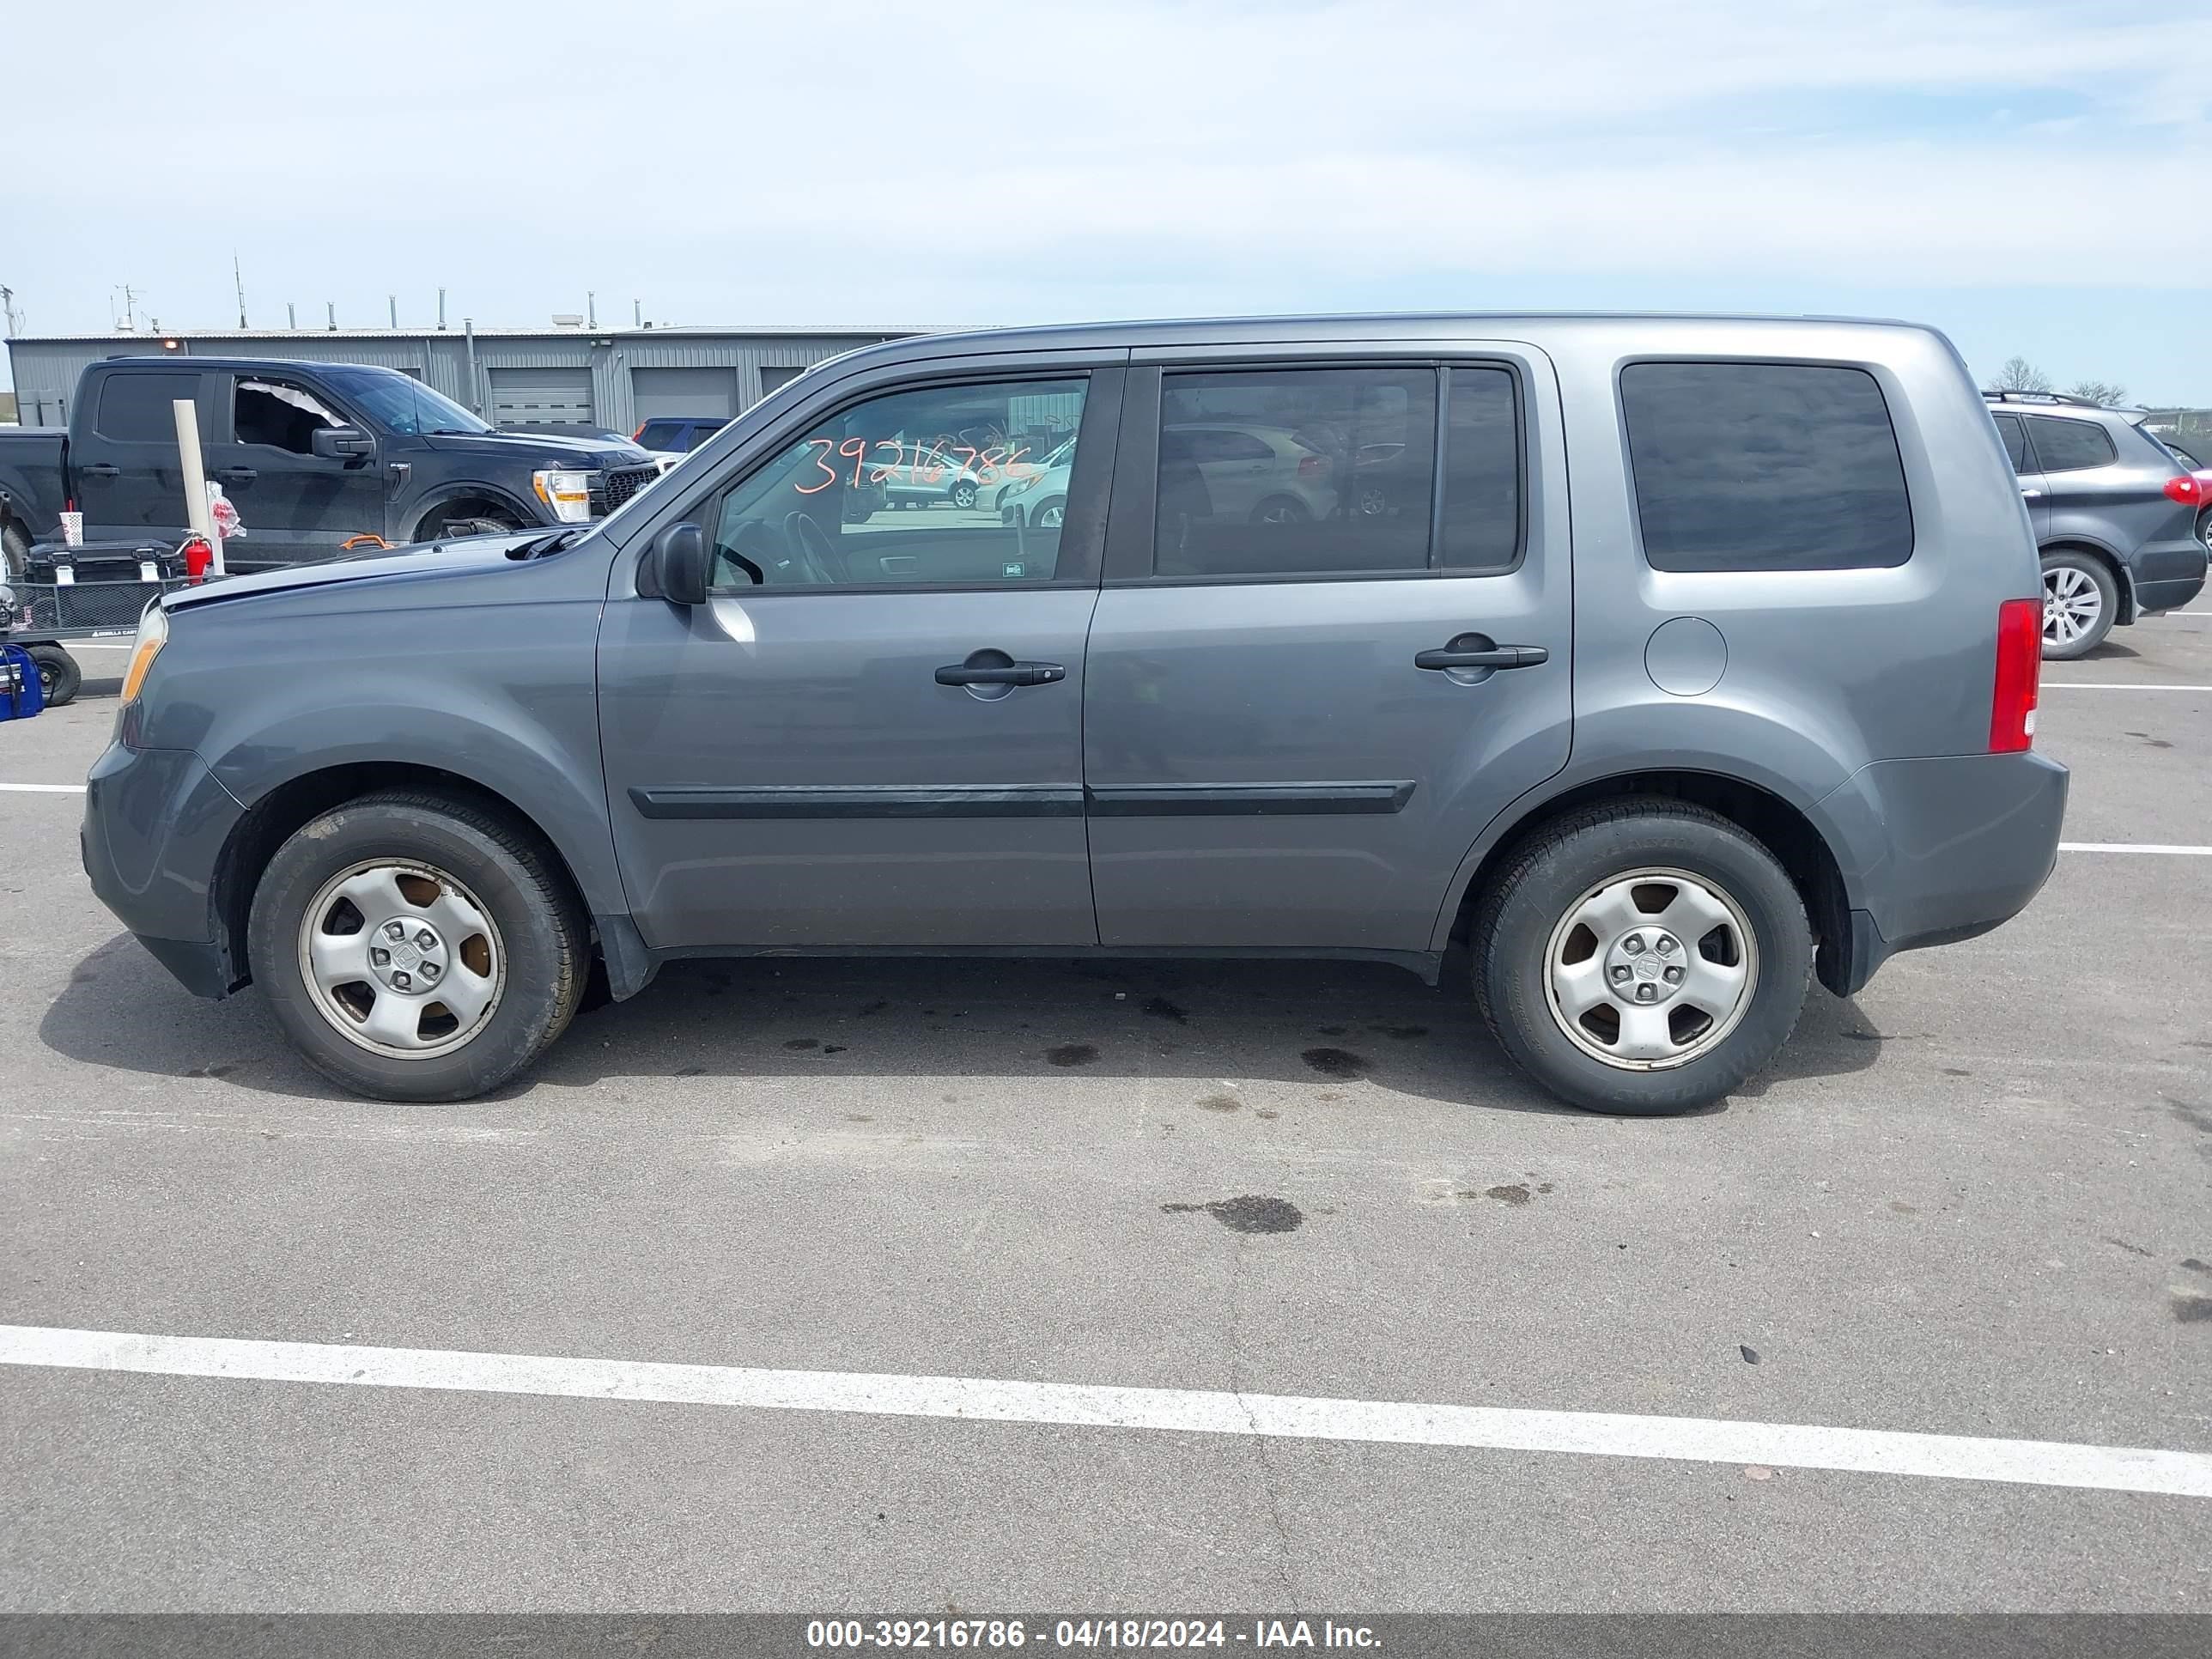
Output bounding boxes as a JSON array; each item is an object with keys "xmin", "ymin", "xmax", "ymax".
[{"xmin": 3, "ymin": 608, "xmax": 2209, "ymax": 1613}]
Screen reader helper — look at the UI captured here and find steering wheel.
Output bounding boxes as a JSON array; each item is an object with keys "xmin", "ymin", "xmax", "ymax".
[{"xmin": 783, "ymin": 510, "xmax": 844, "ymax": 584}]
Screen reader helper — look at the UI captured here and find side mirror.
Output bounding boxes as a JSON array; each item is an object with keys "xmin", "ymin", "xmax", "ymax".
[
  {"xmin": 648, "ymin": 522, "xmax": 710, "ymax": 606},
  {"xmin": 312, "ymin": 425, "xmax": 377, "ymax": 459}
]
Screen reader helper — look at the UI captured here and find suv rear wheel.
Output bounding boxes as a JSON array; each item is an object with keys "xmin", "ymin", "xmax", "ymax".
[
  {"xmin": 1473, "ymin": 802, "xmax": 1813, "ymax": 1115},
  {"xmin": 246, "ymin": 791, "xmax": 587, "ymax": 1102},
  {"xmin": 2039, "ymin": 550, "xmax": 2117, "ymax": 660}
]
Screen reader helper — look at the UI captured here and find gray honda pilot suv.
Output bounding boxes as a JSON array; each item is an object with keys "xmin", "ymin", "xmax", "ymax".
[{"xmin": 82, "ymin": 314, "xmax": 2069, "ymax": 1114}]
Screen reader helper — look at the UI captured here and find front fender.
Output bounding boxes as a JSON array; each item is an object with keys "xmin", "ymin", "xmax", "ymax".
[{"xmin": 139, "ymin": 588, "xmax": 623, "ymax": 919}]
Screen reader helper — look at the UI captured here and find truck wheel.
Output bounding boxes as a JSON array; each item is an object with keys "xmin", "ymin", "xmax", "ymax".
[
  {"xmin": 2039, "ymin": 550, "xmax": 2116, "ymax": 660},
  {"xmin": 2, "ymin": 521, "xmax": 28, "ymax": 581},
  {"xmin": 246, "ymin": 790, "xmax": 588, "ymax": 1103},
  {"xmin": 1472, "ymin": 801, "xmax": 1813, "ymax": 1115},
  {"xmin": 27, "ymin": 645, "xmax": 79, "ymax": 707}
]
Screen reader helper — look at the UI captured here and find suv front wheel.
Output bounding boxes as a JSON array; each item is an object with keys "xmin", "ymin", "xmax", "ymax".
[
  {"xmin": 1474, "ymin": 802, "xmax": 1813, "ymax": 1115},
  {"xmin": 247, "ymin": 791, "xmax": 588, "ymax": 1102},
  {"xmin": 2039, "ymin": 550, "xmax": 2117, "ymax": 660}
]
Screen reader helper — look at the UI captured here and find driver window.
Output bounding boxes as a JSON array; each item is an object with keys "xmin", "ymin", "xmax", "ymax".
[
  {"xmin": 234, "ymin": 378, "xmax": 343, "ymax": 454},
  {"xmin": 707, "ymin": 377, "xmax": 1086, "ymax": 590}
]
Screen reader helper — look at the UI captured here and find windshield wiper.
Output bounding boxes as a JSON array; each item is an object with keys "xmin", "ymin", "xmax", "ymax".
[{"xmin": 511, "ymin": 526, "xmax": 588, "ymax": 560}]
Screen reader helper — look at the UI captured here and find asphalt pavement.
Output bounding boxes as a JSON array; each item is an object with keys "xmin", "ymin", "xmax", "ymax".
[{"xmin": 2, "ymin": 609, "xmax": 2209, "ymax": 1613}]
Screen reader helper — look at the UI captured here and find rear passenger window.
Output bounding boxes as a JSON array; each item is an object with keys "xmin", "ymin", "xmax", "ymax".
[
  {"xmin": 2026, "ymin": 416, "xmax": 2117, "ymax": 473},
  {"xmin": 1995, "ymin": 414, "xmax": 2031, "ymax": 473},
  {"xmin": 1155, "ymin": 368, "xmax": 1437, "ymax": 578},
  {"xmin": 95, "ymin": 371, "xmax": 201, "ymax": 443},
  {"xmin": 1620, "ymin": 362, "xmax": 1913, "ymax": 572}
]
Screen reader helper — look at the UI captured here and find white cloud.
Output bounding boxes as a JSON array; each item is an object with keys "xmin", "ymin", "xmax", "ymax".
[{"xmin": 3, "ymin": 0, "xmax": 2208, "ymax": 334}]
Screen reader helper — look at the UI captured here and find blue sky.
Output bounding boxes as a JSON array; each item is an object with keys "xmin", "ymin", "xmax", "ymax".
[{"xmin": 5, "ymin": 0, "xmax": 2208, "ymax": 402}]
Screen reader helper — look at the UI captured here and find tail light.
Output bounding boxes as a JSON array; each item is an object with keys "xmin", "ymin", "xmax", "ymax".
[
  {"xmin": 1990, "ymin": 598, "xmax": 2042, "ymax": 753},
  {"xmin": 1297, "ymin": 453, "xmax": 1328, "ymax": 481},
  {"xmin": 632, "ymin": 422, "xmax": 647, "ymax": 441},
  {"xmin": 2164, "ymin": 475, "xmax": 2206, "ymax": 507}
]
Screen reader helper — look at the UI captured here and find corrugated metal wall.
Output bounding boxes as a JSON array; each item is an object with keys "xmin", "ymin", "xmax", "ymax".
[{"xmin": 3, "ymin": 328, "xmax": 910, "ymax": 430}]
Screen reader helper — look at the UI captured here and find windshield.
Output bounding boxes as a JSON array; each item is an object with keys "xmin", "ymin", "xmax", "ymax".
[{"xmin": 324, "ymin": 368, "xmax": 492, "ymax": 436}]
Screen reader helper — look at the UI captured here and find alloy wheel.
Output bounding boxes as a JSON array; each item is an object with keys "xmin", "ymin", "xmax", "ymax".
[{"xmin": 2043, "ymin": 564, "xmax": 2104, "ymax": 649}]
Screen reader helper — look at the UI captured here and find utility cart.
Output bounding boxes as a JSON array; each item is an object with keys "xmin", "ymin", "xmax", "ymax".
[{"xmin": 0, "ymin": 540, "xmax": 201, "ymax": 707}]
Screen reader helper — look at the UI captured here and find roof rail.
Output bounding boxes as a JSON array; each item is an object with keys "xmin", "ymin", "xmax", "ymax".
[{"xmin": 1983, "ymin": 389, "xmax": 2103, "ymax": 408}]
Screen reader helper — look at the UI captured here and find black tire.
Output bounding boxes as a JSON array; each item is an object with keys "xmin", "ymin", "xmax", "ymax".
[
  {"xmin": 1250, "ymin": 495, "xmax": 1310, "ymax": 525},
  {"xmin": 1472, "ymin": 801, "xmax": 1813, "ymax": 1115},
  {"xmin": 27, "ymin": 644, "xmax": 80, "ymax": 707},
  {"xmin": 950, "ymin": 480, "xmax": 980, "ymax": 509},
  {"xmin": 1027, "ymin": 495, "xmax": 1066, "ymax": 529},
  {"xmin": 2197, "ymin": 508, "xmax": 2211, "ymax": 560},
  {"xmin": 246, "ymin": 790, "xmax": 588, "ymax": 1103},
  {"xmin": 2039, "ymin": 550, "xmax": 2117, "ymax": 660},
  {"xmin": 1, "ymin": 520, "xmax": 28, "ymax": 580}
]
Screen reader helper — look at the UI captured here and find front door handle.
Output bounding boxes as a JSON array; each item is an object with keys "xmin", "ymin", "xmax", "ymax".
[
  {"xmin": 216, "ymin": 467, "xmax": 257, "ymax": 484},
  {"xmin": 78, "ymin": 463, "xmax": 120, "ymax": 479},
  {"xmin": 936, "ymin": 659, "xmax": 1067, "ymax": 687},
  {"xmin": 2020, "ymin": 486, "xmax": 2042, "ymax": 499},
  {"xmin": 1415, "ymin": 642, "xmax": 1549, "ymax": 672}
]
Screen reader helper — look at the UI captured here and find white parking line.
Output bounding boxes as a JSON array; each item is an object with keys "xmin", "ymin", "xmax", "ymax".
[
  {"xmin": 0, "ymin": 782, "xmax": 87, "ymax": 793},
  {"xmin": 2, "ymin": 1323, "xmax": 2206, "ymax": 1498},
  {"xmin": 2058, "ymin": 842, "xmax": 2212, "ymax": 855},
  {"xmin": 2044, "ymin": 683, "xmax": 2212, "ymax": 692}
]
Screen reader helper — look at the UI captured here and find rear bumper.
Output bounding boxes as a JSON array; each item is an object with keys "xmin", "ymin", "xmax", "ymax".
[
  {"xmin": 2130, "ymin": 538, "xmax": 2208, "ymax": 614},
  {"xmin": 1819, "ymin": 750, "xmax": 2068, "ymax": 996},
  {"xmin": 81, "ymin": 740, "xmax": 248, "ymax": 998}
]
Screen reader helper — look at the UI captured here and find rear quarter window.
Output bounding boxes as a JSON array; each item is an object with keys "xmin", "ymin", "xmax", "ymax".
[
  {"xmin": 1620, "ymin": 362, "xmax": 1913, "ymax": 573},
  {"xmin": 2025, "ymin": 416, "xmax": 2118, "ymax": 473}
]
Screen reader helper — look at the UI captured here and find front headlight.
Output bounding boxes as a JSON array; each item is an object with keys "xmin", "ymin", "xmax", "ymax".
[
  {"xmin": 120, "ymin": 599, "xmax": 168, "ymax": 703},
  {"xmin": 533, "ymin": 469, "xmax": 595, "ymax": 524}
]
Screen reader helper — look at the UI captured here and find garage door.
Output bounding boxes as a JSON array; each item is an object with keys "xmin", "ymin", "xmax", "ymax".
[
  {"xmin": 489, "ymin": 367, "xmax": 595, "ymax": 428},
  {"xmin": 630, "ymin": 367, "xmax": 738, "ymax": 423}
]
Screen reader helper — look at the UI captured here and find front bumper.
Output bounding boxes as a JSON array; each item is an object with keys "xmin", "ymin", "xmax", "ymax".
[
  {"xmin": 1819, "ymin": 749, "xmax": 2069, "ymax": 995},
  {"xmin": 81, "ymin": 740, "xmax": 248, "ymax": 998}
]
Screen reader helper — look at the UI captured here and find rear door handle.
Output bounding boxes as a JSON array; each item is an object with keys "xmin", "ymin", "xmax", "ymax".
[
  {"xmin": 1415, "ymin": 642, "xmax": 1549, "ymax": 671},
  {"xmin": 935, "ymin": 659, "xmax": 1067, "ymax": 687},
  {"xmin": 2020, "ymin": 486, "xmax": 2042, "ymax": 498},
  {"xmin": 216, "ymin": 467, "xmax": 257, "ymax": 484},
  {"xmin": 78, "ymin": 463, "xmax": 120, "ymax": 479}
]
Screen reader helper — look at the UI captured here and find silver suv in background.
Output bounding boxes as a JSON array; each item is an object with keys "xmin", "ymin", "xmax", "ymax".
[
  {"xmin": 82, "ymin": 313, "xmax": 2068, "ymax": 1115},
  {"xmin": 1984, "ymin": 391, "xmax": 2210, "ymax": 659}
]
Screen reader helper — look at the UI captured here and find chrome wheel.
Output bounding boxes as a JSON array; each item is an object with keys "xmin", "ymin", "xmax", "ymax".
[
  {"xmin": 1544, "ymin": 867, "xmax": 1759, "ymax": 1070},
  {"xmin": 2043, "ymin": 563, "xmax": 2104, "ymax": 649},
  {"xmin": 295, "ymin": 860, "xmax": 505, "ymax": 1059},
  {"xmin": 1035, "ymin": 500, "xmax": 1065, "ymax": 529}
]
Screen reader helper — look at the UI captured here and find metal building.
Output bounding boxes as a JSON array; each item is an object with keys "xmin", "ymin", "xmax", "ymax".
[{"xmin": 3, "ymin": 324, "xmax": 930, "ymax": 432}]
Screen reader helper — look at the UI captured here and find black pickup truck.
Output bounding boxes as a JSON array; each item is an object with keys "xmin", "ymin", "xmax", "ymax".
[{"xmin": 0, "ymin": 356, "xmax": 662, "ymax": 574}]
